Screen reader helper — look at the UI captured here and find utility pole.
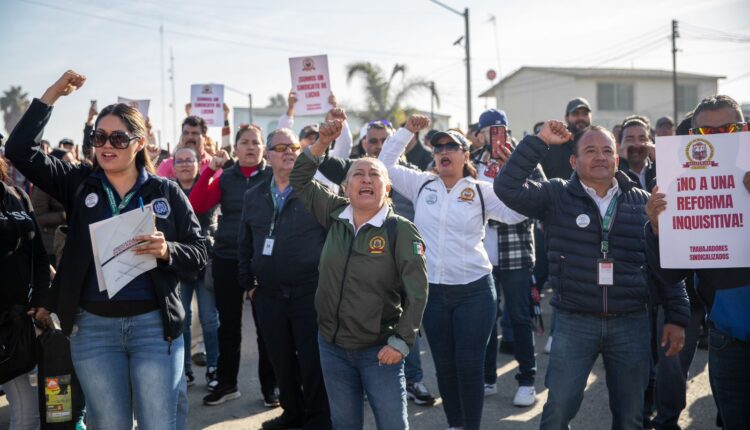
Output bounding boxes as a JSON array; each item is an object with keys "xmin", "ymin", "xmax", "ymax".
[
  {"xmin": 159, "ymin": 24, "xmax": 166, "ymax": 150},
  {"xmin": 430, "ymin": 81, "xmax": 436, "ymax": 124},
  {"xmin": 672, "ymin": 19, "xmax": 679, "ymax": 122},
  {"xmin": 429, "ymin": 0, "xmax": 472, "ymax": 127},
  {"xmin": 169, "ymin": 47, "xmax": 177, "ymax": 153},
  {"xmin": 248, "ymin": 93, "xmax": 254, "ymax": 124}
]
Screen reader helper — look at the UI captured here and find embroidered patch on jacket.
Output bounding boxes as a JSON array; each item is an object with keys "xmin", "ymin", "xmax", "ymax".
[
  {"xmin": 458, "ymin": 187, "xmax": 475, "ymax": 202},
  {"xmin": 412, "ymin": 241, "xmax": 425, "ymax": 256},
  {"xmin": 85, "ymin": 193, "xmax": 99, "ymax": 208},
  {"xmin": 369, "ymin": 235, "xmax": 386, "ymax": 254},
  {"xmin": 152, "ymin": 198, "xmax": 171, "ymax": 219}
]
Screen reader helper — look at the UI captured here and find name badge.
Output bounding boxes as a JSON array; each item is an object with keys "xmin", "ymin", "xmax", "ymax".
[
  {"xmin": 262, "ymin": 237, "xmax": 275, "ymax": 256},
  {"xmin": 597, "ymin": 259, "xmax": 614, "ymax": 286}
]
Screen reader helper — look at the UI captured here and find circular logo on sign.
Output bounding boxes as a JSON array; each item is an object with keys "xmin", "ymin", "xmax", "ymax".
[
  {"xmin": 85, "ymin": 193, "xmax": 98, "ymax": 208},
  {"xmin": 152, "ymin": 198, "xmax": 171, "ymax": 219},
  {"xmin": 576, "ymin": 214, "xmax": 590, "ymax": 228},
  {"xmin": 426, "ymin": 194, "xmax": 438, "ymax": 205}
]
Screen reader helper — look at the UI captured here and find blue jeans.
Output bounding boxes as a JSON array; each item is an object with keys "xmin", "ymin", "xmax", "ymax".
[
  {"xmin": 317, "ymin": 334, "xmax": 407, "ymax": 430},
  {"xmin": 3, "ymin": 371, "xmax": 39, "ymax": 429},
  {"xmin": 540, "ymin": 310, "xmax": 651, "ymax": 430},
  {"xmin": 708, "ymin": 329, "xmax": 750, "ymax": 429},
  {"xmin": 70, "ymin": 309, "xmax": 185, "ymax": 430},
  {"xmin": 485, "ymin": 266, "xmax": 536, "ymax": 386},
  {"xmin": 404, "ymin": 334, "xmax": 423, "ymax": 383},
  {"xmin": 422, "ymin": 274, "xmax": 497, "ymax": 430},
  {"xmin": 180, "ymin": 277, "xmax": 219, "ymax": 373}
]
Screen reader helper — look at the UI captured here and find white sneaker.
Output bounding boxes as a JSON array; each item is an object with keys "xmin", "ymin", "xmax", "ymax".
[
  {"xmin": 544, "ymin": 336, "xmax": 553, "ymax": 354},
  {"xmin": 513, "ymin": 386, "xmax": 537, "ymax": 407},
  {"xmin": 484, "ymin": 383, "xmax": 497, "ymax": 396}
]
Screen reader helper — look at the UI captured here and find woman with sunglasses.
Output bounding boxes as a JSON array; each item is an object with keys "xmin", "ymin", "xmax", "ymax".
[
  {"xmin": 188, "ymin": 125, "xmax": 278, "ymax": 407},
  {"xmin": 4, "ymin": 70, "xmax": 207, "ymax": 430},
  {"xmin": 379, "ymin": 115, "xmax": 527, "ymax": 430}
]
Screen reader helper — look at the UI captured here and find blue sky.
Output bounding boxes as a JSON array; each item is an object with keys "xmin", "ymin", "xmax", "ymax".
[{"xmin": 1, "ymin": 0, "xmax": 748, "ymax": 147}]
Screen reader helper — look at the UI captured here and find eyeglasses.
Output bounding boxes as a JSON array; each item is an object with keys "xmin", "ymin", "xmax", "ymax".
[
  {"xmin": 689, "ymin": 122, "xmax": 747, "ymax": 135},
  {"xmin": 432, "ymin": 142, "xmax": 462, "ymax": 154},
  {"xmin": 269, "ymin": 143, "xmax": 301, "ymax": 153},
  {"xmin": 91, "ymin": 130, "xmax": 140, "ymax": 149},
  {"xmin": 174, "ymin": 157, "xmax": 197, "ymax": 165},
  {"xmin": 367, "ymin": 119, "xmax": 393, "ymax": 130}
]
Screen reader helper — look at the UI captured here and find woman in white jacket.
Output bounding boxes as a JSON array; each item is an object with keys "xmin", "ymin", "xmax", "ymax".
[{"xmin": 379, "ymin": 115, "xmax": 526, "ymax": 430}]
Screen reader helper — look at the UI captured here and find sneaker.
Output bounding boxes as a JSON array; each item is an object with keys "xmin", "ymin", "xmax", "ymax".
[
  {"xmin": 203, "ymin": 384, "xmax": 241, "ymax": 406},
  {"xmin": 484, "ymin": 383, "xmax": 497, "ymax": 396},
  {"xmin": 499, "ymin": 339, "xmax": 515, "ymax": 355},
  {"xmin": 186, "ymin": 371, "xmax": 195, "ymax": 387},
  {"xmin": 261, "ymin": 415, "xmax": 304, "ymax": 430},
  {"xmin": 263, "ymin": 388, "xmax": 280, "ymax": 408},
  {"xmin": 192, "ymin": 351, "xmax": 207, "ymax": 367},
  {"xmin": 513, "ymin": 386, "xmax": 537, "ymax": 407},
  {"xmin": 206, "ymin": 366, "xmax": 218, "ymax": 391},
  {"xmin": 544, "ymin": 336, "xmax": 553, "ymax": 354},
  {"xmin": 406, "ymin": 381, "xmax": 436, "ymax": 406}
]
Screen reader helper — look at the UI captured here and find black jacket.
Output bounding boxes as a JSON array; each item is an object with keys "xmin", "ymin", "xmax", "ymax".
[
  {"xmin": 494, "ymin": 136, "xmax": 689, "ymax": 326},
  {"xmin": 237, "ymin": 175, "xmax": 326, "ymax": 291},
  {"xmin": 5, "ymin": 99, "xmax": 207, "ymax": 340},
  {"xmin": 0, "ymin": 181, "xmax": 49, "ymax": 312}
]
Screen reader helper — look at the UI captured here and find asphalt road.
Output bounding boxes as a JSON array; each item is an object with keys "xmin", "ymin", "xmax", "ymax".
[{"xmin": 1, "ymin": 292, "xmax": 717, "ymax": 429}]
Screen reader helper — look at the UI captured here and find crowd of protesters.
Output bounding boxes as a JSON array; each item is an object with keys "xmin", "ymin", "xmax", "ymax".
[{"xmin": 0, "ymin": 68, "xmax": 748, "ymax": 430}]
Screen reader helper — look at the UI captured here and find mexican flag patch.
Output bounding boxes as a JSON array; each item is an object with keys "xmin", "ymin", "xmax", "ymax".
[{"xmin": 412, "ymin": 241, "xmax": 425, "ymax": 256}]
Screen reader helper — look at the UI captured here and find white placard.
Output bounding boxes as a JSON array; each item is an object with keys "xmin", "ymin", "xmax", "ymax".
[
  {"xmin": 656, "ymin": 132, "xmax": 750, "ymax": 268},
  {"xmin": 90, "ymin": 204, "xmax": 157, "ymax": 298},
  {"xmin": 190, "ymin": 84, "xmax": 224, "ymax": 127},
  {"xmin": 289, "ymin": 54, "xmax": 332, "ymax": 116},
  {"xmin": 117, "ymin": 97, "xmax": 150, "ymax": 118}
]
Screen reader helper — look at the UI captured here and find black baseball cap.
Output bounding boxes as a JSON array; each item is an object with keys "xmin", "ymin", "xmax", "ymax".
[{"xmin": 565, "ymin": 97, "xmax": 591, "ymax": 115}]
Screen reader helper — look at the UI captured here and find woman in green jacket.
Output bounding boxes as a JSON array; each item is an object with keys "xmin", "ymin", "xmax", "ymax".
[{"xmin": 289, "ymin": 119, "xmax": 428, "ymax": 430}]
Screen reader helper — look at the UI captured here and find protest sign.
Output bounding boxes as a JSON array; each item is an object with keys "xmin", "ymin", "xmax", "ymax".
[
  {"xmin": 117, "ymin": 97, "xmax": 150, "ymax": 117},
  {"xmin": 190, "ymin": 84, "xmax": 224, "ymax": 126},
  {"xmin": 289, "ymin": 54, "xmax": 331, "ymax": 116},
  {"xmin": 90, "ymin": 204, "xmax": 157, "ymax": 298},
  {"xmin": 656, "ymin": 132, "xmax": 750, "ymax": 268}
]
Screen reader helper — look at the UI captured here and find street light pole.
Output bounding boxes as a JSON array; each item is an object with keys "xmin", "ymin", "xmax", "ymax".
[{"xmin": 429, "ymin": 0, "xmax": 472, "ymax": 127}]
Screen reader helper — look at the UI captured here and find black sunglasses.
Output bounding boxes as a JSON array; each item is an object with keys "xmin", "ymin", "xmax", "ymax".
[
  {"xmin": 91, "ymin": 130, "xmax": 140, "ymax": 149},
  {"xmin": 432, "ymin": 142, "xmax": 462, "ymax": 154}
]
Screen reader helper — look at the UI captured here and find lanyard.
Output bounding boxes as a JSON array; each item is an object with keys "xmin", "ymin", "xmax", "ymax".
[
  {"xmin": 268, "ymin": 181, "xmax": 285, "ymax": 237},
  {"xmin": 600, "ymin": 193, "xmax": 620, "ymax": 259},
  {"xmin": 102, "ymin": 184, "xmax": 137, "ymax": 216}
]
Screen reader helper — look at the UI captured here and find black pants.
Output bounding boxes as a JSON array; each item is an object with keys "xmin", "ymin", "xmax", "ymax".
[
  {"xmin": 254, "ymin": 287, "xmax": 331, "ymax": 428},
  {"xmin": 213, "ymin": 256, "xmax": 275, "ymax": 392}
]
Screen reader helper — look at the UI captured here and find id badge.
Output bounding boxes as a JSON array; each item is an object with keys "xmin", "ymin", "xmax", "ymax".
[
  {"xmin": 262, "ymin": 237, "xmax": 275, "ymax": 256},
  {"xmin": 597, "ymin": 259, "xmax": 614, "ymax": 286}
]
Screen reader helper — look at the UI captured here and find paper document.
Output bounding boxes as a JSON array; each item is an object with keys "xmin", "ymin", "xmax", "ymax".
[{"xmin": 89, "ymin": 204, "xmax": 157, "ymax": 298}]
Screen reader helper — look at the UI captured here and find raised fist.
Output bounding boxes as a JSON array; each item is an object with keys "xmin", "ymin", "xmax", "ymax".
[
  {"xmin": 318, "ymin": 120, "xmax": 344, "ymax": 147},
  {"xmin": 41, "ymin": 70, "xmax": 86, "ymax": 106},
  {"xmin": 288, "ymin": 90, "xmax": 298, "ymax": 107},
  {"xmin": 326, "ymin": 107, "xmax": 347, "ymax": 122},
  {"xmin": 209, "ymin": 149, "xmax": 230, "ymax": 171},
  {"xmin": 537, "ymin": 120, "xmax": 572, "ymax": 146},
  {"xmin": 406, "ymin": 115, "xmax": 430, "ymax": 134},
  {"xmin": 328, "ymin": 93, "xmax": 337, "ymax": 108},
  {"xmin": 223, "ymin": 103, "xmax": 230, "ymax": 121}
]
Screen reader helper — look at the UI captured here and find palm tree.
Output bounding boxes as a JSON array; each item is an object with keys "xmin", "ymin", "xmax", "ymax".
[
  {"xmin": 1, "ymin": 86, "xmax": 30, "ymax": 135},
  {"xmin": 345, "ymin": 63, "xmax": 439, "ymax": 125}
]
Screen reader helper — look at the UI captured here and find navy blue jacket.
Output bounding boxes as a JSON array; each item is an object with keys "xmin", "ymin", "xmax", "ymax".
[
  {"xmin": 495, "ymin": 135, "xmax": 689, "ymax": 326},
  {"xmin": 237, "ymin": 175, "xmax": 326, "ymax": 291},
  {"xmin": 5, "ymin": 99, "xmax": 207, "ymax": 340}
]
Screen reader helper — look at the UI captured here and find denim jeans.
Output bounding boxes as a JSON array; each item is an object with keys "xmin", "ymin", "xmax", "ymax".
[
  {"xmin": 708, "ymin": 329, "xmax": 750, "ymax": 429},
  {"xmin": 3, "ymin": 371, "xmax": 39, "ymax": 430},
  {"xmin": 70, "ymin": 309, "xmax": 185, "ymax": 430},
  {"xmin": 180, "ymin": 277, "xmax": 219, "ymax": 373},
  {"xmin": 422, "ymin": 274, "xmax": 497, "ymax": 430},
  {"xmin": 317, "ymin": 334, "xmax": 407, "ymax": 430},
  {"xmin": 404, "ymin": 334, "xmax": 423, "ymax": 383},
  {"xmin": 485, "ymin": 266, "xmax": 536, "ymax": 386},
  {"xmin": 540, "ymin": 310, "xmax": 651, "ymax": 430},
  {"xmin": 653, "ymin": 303, "xmax": 703, "ymax": 429}
]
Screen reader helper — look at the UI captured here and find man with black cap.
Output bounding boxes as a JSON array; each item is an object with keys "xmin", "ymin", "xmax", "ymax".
[
  {"xmin": 539, "ymin": 97, "xmax": 592, "ymax": 180},
  {"xmin": 474, "ymin": 108, "xmax": 544, "ymax": 406}
]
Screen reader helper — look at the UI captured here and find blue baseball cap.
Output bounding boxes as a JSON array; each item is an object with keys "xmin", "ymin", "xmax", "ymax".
[{"xmin": 476, "ymin": 109, "xmax": 509, "ymax": 135}]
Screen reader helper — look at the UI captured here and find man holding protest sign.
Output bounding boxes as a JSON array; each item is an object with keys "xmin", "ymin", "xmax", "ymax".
[{"xmin": 645, "ymin": 94, "xmax": 750, "ymax": 429}]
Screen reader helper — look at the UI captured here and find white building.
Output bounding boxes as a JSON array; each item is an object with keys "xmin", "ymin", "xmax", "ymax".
[{"xmin": 479, "ymin": 66, "xmax": 724, "ymax": 134}]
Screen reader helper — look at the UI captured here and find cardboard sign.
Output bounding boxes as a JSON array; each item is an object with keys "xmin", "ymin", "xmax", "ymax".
[
  {"xmin": 117, "ymin": 97, "xmax": 150, "ymax": 118},
  {"xmin": 656, "ymin": 132, "xmax": 750, "ymax": 268},
  {"xmin": 289, "ymin": 54, "xmax": 331, "ymax": 116},
  {"xmin": 190, "ymin": 84, "xmax": 224, "ymax": 127}
]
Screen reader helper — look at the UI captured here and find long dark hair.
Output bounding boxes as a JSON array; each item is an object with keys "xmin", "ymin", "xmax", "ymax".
[{"xmin": 93, "ymin": 103, "xmax": 155, "ymax": 173}]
